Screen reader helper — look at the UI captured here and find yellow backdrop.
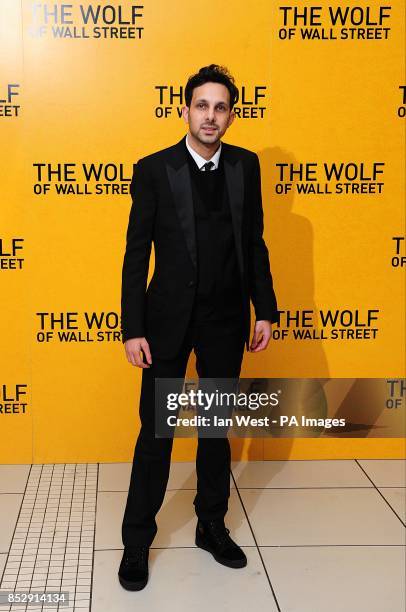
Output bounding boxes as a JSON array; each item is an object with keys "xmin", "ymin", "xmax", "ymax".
[{"xmin": 0, "ymin": 0, "xmax": 404, "ymax": 463}]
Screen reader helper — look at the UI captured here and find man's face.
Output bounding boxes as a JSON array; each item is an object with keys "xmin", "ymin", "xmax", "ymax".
[{"xmin": 182, "ymin": 82, "xmax": 235, "ymax": 144}]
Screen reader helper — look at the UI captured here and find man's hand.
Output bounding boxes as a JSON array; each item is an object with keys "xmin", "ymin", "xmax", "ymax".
[
  {"xmin": 250, "ymin": 320, "xmax": 272, "ymax": 352},
  {"xmin": 124, "ymin": 337, "xmax": 152, "ymax": 368}
]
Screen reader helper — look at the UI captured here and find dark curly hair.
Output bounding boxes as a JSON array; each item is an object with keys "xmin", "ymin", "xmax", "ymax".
[{"xmin": 184, "ymin": 64, "xmax": 239, "ymax": 110}]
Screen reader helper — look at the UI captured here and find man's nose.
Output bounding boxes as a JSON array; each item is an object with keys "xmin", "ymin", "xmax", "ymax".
[{"xmin": 206, "ymin": 107, "xmax": 215, "ymax": 121}]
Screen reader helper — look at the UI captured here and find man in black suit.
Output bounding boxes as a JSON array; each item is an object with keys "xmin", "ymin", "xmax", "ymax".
[{"xmin": 118, "ymin": 64, "xmax": 279, "ymax": 591}]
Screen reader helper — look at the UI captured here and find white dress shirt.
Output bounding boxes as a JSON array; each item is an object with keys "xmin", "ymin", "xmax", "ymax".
[{"xmin": 185, "ymin": 132, "xmax": 222, "ymax": 170}]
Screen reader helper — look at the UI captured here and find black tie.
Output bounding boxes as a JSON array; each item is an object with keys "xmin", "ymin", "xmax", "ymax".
[{"xmin": 202, "ymin": 161, "xmax": 214, "ymax": 171}]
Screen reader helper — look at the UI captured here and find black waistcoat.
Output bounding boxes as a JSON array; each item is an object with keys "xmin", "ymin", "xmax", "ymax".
[{"xmin": 185, "ymin": 146, "xmax": 244, "ymax": 323}]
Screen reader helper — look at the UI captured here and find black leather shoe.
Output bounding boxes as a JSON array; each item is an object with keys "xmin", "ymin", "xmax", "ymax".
[
  {"xmin": 118, "ymin": 545, "xmax": 149, "ymax": 590},
  {"xmin": 195, "ymin": 519, "xmax": 247, "ymax": 568}
]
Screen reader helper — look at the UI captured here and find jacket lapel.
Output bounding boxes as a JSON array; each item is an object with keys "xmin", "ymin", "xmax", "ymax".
[
  {"xmin": 166, "ymin": 154, "xmax": 197, "ymax": 268},
  {"xmin": 165, "ymin": 135, "xmax": 244, "ymax": 277}
]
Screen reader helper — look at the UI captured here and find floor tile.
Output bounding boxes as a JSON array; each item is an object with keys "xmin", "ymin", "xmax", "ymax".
[
  {"xmin": 0, "ymin": 553, "xmax": 7, "ymax": 577},
  {"xmin": 99, "ymin": 461, "xmax": 234, "ymax": 491},
  {"xmin": 95, "ymin": 488, "xmax": 253, "ymax": 550},
  {"xmin": 378, "ymin": 488, "xmax": 406, "ymax": 523},
  {"xmin": 98, "ymin": 463, "xmax": 131, "ymax": 492},
  {"xmin": 0, "ymin": 464, "xmax": 97, "ymax": 612},
  {"xmin": 357, "ymin": 460, "xmax": 406, "ymax": 487},
  {"xmin": 92, "ymin": 547, "xmax": 278, "ymax": 611},
  {"xmin": 239, "ymin": 488, "xmax": 405, "ymax": 546},
  {"xmin": 1, "ymin": 460, "xmax": 405, "ymax": 612},
  {"xmin": 231, "ymin": 459, "xmax": 371, "ymax": 488},
  {"xmin": 0, "ymin": 466, "xmax": 30, "ymax": 494},
  {"xmin": 261, "ymin": 545, "xmax": 405, "ymax": 612},
  {"xmin": 0, "ymin": 495, "xmax": 23, "ymax": 554}
]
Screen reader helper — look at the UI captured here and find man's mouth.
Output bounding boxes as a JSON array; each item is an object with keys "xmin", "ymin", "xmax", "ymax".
[{"xmin": 202, "ymin": 126, "xmax": 216, "ymax": 132}]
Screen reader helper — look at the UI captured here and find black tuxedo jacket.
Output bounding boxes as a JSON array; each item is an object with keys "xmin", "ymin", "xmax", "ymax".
[{"xmin": 120, "ymin": 134, "xmax": 279, "ymax": 359}]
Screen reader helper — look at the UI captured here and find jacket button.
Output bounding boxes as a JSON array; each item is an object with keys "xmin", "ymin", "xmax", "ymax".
[{"xmin": 187, "ymin": 280, "xmax": 195, "ymax": 287}]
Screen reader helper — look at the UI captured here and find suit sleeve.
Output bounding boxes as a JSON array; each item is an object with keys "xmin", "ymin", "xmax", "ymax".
[
  {"xmin": 248, "ymin": 153, "xmax": 280, "ymax": 324},
  {"xmin": 120, "ymin": 159, "xmax": 156, "ymax": 342}
]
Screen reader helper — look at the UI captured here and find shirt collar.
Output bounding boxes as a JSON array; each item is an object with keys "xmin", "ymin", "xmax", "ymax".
[{"xmin": 185, "ymin": 132, "xmax": 222, "ymax": 170}]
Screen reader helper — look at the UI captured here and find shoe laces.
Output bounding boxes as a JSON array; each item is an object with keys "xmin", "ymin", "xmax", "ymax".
[
  {"xmin": 203, "ymin": 520, "xmax": 233, "ymax": 550},
  {"xmin": 124, "ymin": 545, "xmax": 148, "ymax": 567}
]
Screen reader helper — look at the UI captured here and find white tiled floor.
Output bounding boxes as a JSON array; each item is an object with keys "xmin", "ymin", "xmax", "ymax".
[
  {"xmin": 0, "ymin": 465, "xmax": 96, "ymax": 612},
  {"xmin": 0, "ymin": 460, "xmax": 405, "ymax": 611}
]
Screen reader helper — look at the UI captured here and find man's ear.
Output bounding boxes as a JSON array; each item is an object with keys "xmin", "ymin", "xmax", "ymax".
[
  {"xmin": 181, "ymin": 106, "xmax": 189, "ymax": 124},
  {"xmin": 228, "ymin": 110, "xmax": 235, "ymax": 127}
]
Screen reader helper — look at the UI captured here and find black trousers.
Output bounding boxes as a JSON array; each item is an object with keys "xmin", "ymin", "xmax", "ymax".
[{"xmin": 121, "ymin": 312, "xmax": 246, "ymax": 548}]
